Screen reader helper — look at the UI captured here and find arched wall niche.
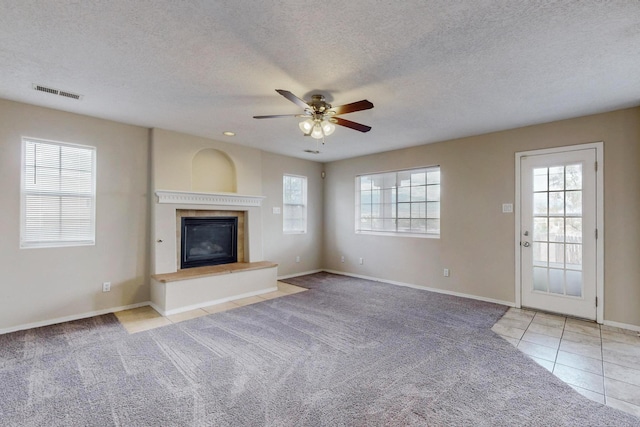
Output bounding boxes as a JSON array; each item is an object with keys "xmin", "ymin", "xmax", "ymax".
[{"xmin": 191, "ymin": 148, "xmax": 237, "ymax": 193}]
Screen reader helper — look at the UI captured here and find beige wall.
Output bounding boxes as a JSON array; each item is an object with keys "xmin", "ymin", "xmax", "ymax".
[
  {"xmin": 324, "ymin": 107, "xmax": 640, "ymax": 327},
  {"xmin": 151, "ymin": 128, "xmax": 262, "ymax": 195},
  {"xmin": 0, "ymin": 99, "xmax": 150, "ymax": 331},
  {"xmin": 1, "ymin": 97, "xmax": 637, "ymax": 332},
  {"xmin": 261, "ymin": 152, "xmax": 324, "ymax": 277}
]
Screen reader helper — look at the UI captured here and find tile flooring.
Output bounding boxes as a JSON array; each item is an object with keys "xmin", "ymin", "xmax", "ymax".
[
  {"xmin": 114, "ymin": 281, "xmax": 306, "ymax": 334},
  {"xmin": 492, "ymin": 307, "xmax": 640, "ymax": 418}
]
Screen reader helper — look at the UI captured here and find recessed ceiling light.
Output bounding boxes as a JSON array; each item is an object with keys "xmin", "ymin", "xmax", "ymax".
[{"xmin": 222, "ymin": 131, "xmax": 235, "ymax": 136}]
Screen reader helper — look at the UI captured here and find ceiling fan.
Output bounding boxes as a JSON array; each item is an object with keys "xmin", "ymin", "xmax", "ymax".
[{"xmin": 253, "ymin": 89, "xmax": 373, "ymax": 140}]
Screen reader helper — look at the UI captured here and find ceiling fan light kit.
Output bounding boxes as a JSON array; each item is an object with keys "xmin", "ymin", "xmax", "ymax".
[
  {"xmin": 298, "ymin": 117, "xmax": 336, "ymax": 140},
  {"xmin": 254, "ymin": 89, "xmax": 373, "ymax": 144}
]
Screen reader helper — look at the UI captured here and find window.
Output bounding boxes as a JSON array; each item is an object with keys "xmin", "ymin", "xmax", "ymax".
[
  {"xmin": 356, "ymin": 166, "xmax": 440, "ymax": 236},
  {"xmin": 283, "ymin": 174, "xmax": 307, "ymax": 233},
  {"xmin": 21, "ymin": 138, "xmax": 96, "ymax": 248}
]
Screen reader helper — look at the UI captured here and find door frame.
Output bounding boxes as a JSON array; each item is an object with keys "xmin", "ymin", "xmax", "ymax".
[{"xmin": 515, "ymin": 142, "xmax": 604, "ymax": 323}]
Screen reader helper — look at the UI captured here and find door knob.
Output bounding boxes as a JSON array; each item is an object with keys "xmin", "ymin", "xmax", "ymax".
[{"xmin": 522, "ymin": 241, "xmax": 530, "ymax": 247}]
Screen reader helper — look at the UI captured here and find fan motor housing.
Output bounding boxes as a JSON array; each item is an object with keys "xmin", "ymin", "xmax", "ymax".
[{"xmin": 309, "ymin": 94, "xmax": 331, "ymax": 113}]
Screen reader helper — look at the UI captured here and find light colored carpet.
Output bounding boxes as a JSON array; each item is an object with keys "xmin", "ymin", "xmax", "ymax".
[{"xmin": 0, "ymin": 272, "xmax": 638, "ymax": 426}]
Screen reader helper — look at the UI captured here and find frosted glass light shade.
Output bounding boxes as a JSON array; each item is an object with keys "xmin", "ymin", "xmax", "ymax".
[
  {"xmin": 321, "ymin": 120, "xmax": 335, "ymax": 136},
  {"xmin": 299, "ymin": 119, "xmax": 314, "ymax": 134},
  {"xmin": 310, "ymin": 124, "xmax": 324, "ymax": 139}
]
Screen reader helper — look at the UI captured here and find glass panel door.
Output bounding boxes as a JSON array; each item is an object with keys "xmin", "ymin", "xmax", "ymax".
[{"xmin": 521, "ymin": 149, "xmax": 597, "ymax": 320}]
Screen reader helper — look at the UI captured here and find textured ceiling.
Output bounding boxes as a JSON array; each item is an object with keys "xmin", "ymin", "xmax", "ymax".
[{"xmin": 1, "ymin": 1, "xmax": 639, "ymax": 162}]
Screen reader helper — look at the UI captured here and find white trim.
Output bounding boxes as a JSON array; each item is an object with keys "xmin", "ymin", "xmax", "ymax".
[
  {"xmin": 595, "ymin": 145, "xmax": 605, "ymax": 323},
  {"xmin": 323, "ymin": 270, "xmax": 515, "ymax": 307},
  {"xmin": 0, "ymin": 301, "xmax": 150, "ymax": 336},
  {"xmin": 355, "ymin": 230, "xmax": 440, "ymax": 239},
  {"xmin": 148, "ymin": 301, "xmax": 167, "ymax": 317},
  {"xmin": 156, "ymin": 190, "xmax": 265, "ymax": 207},
  {"xmin": 603, "ymin": 320, "xmax": 640, "ymax": 333},
  {"xmin": 514, "ymin": 142, "xmax": 604, "ymax": 323},
  {"xmin": 153, "ymin": 286, "xmax": 278, "ymax": 317},
  {"xmin": 515, "ymin": 151, "xmax": 522, "ymax": 309},
  {"xmin": 278, "ymin": 269, "xmax": 323, "ymax": 280}
]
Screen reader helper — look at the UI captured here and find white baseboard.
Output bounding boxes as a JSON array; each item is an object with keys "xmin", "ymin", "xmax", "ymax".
[
  {"xmin": 0, "ymin": 301, "xmax": 151, "ymax": 336},
  {"xmin": 7, "ymin": 271, "xmax": 637, "ymax": 335},
  {"xmin": 322, "ymin": 270, "xmax": 640, "ymax": 330},
  {"xmin": 322, "ymin": 269, "xmax": 516, "ymax": 308},
  {"xmin": 277, "ymin": 269, "xmax": 323, "ymax": 280},
  {"xmin": 603, "ymin": 320, "xmax": 640, "ymax": 333},
  {"xmin": 155, "ymin": 286, "xmax": 279, "ymax": 317}
]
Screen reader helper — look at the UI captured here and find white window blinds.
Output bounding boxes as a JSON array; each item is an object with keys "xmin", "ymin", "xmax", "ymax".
[
  {"xmin": 283, "ymin": 174, "xmax": 307, "ymax": 233},
  {"xmin": 21, "ymin": 138, "xmax": 96, "ymax": 248}
]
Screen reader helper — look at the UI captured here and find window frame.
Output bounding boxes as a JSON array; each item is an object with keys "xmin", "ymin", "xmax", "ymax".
[
  {"xmin": 282, "ymin": 173, "xmax": 308, "ymax": 234},
  {"xmin": 355, "ymin": 166, "xmax": 440, "ymax": 238},
  {"xmin": 20, "ymin": 137, "xmax": 97, "ymax": 249}
]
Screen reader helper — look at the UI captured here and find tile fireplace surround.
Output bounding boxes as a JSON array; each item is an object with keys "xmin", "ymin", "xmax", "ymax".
[{"xmin": 151, "ymin": 190, "xmax": 277, "ymax": 315}]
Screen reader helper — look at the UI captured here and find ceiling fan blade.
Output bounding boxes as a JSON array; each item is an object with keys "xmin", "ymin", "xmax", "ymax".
[
  {"xmin": 330, "ymin": 99, "xmax": 374, "ymax": 115},
  {"xmin": 333, "ymin": 117, "xmax": 372, "ymax": 133},
  {"xmin": 253, "ymin": 114, "xmax": 308, "ymax": 119},
  {"xmin": 275, "ymin": 89, "xmax": 310, "ymax": 110}
]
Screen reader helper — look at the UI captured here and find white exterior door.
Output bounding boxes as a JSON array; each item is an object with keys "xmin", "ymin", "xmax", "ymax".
[{"xmin": 520, "ymin": 148, "xmax": 598, "ymax": 320}]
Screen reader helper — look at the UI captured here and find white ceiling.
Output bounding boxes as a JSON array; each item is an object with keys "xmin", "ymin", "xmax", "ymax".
[{"xmin": 1, "ymin": 1, "xmax": 639, "ymax": 162}]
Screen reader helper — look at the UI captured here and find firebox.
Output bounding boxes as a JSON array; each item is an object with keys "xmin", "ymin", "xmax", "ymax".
[{"xmin": 181, "ymin": 217, "xmax": 238, "ymax": 269}]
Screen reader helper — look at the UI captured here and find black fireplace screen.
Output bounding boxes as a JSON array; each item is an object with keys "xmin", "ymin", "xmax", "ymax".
[{"xmin": 181, "ymin": 217, "xmax": 238, "ymax": 269}]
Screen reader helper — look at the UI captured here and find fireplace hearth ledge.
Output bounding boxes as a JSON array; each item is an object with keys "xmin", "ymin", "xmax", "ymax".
[
  {"xmin": 152, "ymin": 261, "xmax": 277, "ymax": 283},
  {"xmin": 150, "ymin": 262, "xmax": 278, "ymax": 316}
]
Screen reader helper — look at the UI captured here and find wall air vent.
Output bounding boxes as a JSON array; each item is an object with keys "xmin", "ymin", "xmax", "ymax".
[{"xmin": 32, "ymin": 84, "xmax": 83, "ymax": 100}]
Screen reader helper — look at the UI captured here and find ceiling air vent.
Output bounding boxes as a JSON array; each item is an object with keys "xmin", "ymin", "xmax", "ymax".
[
  {"xmin": 34, "ymin": 84, "xmax": 58, "ymax": 95},
  {"xmin": 32, "ymin": 84, "xmax": 83, "ymax": 100},
  {"xmin": 59, "ymin": 90, "xmax": 81, "ymax": 100}
]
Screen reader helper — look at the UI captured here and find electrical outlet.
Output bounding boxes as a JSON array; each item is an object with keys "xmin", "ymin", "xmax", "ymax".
[
  {"xmin": 341, "ymin": 256, "xmax": 345, "ymax": 263},
  {"xmin": 359, "ymin": 257, "xmax": 364, "ymax": 265},
  {"xmin": 102, "ymin": 282, "xmax": 111, "ymax": 292},
  {"xmin": 295, "ymin": 256, "xmax": 300, "ymax": 263},
  {"xmin": 443, "ymin": 269, "xmax": 450, "ymax": 277}
]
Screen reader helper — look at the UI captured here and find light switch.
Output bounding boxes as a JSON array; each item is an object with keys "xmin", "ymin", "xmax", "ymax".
[
  {"xmin": 502, "ymin": 203, "xmax": 513, "ymax": 213},
  {"xmin": 272, "ymin": 207, "xmax": 281, "ymax": 214}
]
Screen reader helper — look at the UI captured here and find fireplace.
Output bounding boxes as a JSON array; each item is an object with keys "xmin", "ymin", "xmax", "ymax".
[
  {"xmin": 154, "ymin": 191, "xmax": 263, "ymax": 275},
  {"xmin": 181, "ymin": 216, "xmax": 238, "ymax": 269}
]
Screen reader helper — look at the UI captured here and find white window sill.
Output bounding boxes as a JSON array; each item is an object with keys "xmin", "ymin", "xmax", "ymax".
[
  {"xmin": 20, "ymin": 240, "xmax": 96, "ymax": 249},
  {"xmin": 355, "ymin": 230, "xmax": 440, "ymax": 239}
]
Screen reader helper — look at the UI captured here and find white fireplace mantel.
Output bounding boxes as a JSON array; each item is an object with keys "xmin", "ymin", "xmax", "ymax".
[{"xmin": 155, "ymin": 190, "xmax": 265, "ymax": 207}]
